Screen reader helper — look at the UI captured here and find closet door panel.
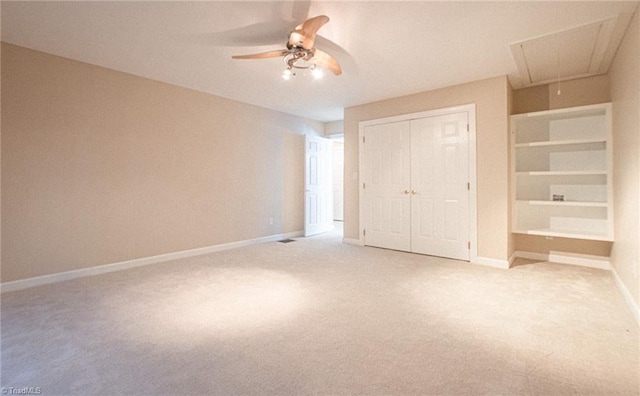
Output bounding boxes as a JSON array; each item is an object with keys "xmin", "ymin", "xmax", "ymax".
[
  {"xmin": 362, "ymin": 121, "xmax": 411, "ymax": 251},
  {"xmin": 410, "ymin": 112, "xmax": 470, "ymax": 260}
]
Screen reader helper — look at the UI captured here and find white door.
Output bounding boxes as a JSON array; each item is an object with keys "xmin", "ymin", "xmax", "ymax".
[
  {"xmin": 361, "ymin": 112, "xmax": 470, "ymax": 261},
  {"xmin": 305, "ymin": 135, "xmax": 334, "ymax": 236},
  {"xmin": 410, "ymin": 113, "xmax": 469, "ymax": 260},
  {"xmin": 362, "ymin": 121, "xmax": 411, "ymax": 251}
]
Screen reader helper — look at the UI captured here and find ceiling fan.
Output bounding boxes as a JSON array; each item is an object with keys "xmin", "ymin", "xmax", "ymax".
[{"xmin": 232, "ymin": 15, "xmax": 342, "ymax": 78}]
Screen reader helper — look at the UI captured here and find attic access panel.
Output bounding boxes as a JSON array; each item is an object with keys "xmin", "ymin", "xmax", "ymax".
[{"xmin": 510, "ymin": 14, "xmax": 632, "ymax": 88}]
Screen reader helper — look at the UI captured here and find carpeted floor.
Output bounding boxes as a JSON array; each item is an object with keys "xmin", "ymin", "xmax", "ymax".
[{"xmin": 2, "ymin": 227, "xmax": 638, "ymax": 395}]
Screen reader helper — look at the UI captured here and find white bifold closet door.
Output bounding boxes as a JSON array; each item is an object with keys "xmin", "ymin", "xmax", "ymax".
[
  {"xmin": 362, "ymin": 121, "xmax": 412, "ymax": 251},
  {"xmin": 363, "ymin": 111, "xmax": 470, "ymax": 261}
]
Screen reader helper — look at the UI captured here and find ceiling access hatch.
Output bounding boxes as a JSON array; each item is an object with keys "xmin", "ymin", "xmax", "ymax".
[{"xmin": 510, "ymin": 14, "xmax": 633, "ymax": 88}]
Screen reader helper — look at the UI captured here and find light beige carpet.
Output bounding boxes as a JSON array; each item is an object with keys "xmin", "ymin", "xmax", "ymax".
[{"xmin": 2, "ymin": 228, "xmax": 638, "ymax": 395}]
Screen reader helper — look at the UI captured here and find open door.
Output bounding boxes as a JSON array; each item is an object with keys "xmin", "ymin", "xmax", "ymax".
[{"xmin": 305, "ymin": 135, "xmax": 334, "ymax": 236}]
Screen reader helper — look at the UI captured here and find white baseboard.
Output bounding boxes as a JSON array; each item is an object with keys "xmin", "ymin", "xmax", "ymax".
[
  {"xmin": 611, "ymin": 266, "xmax": 640, "ymax": 327},
  {"xmin": 513, "ymin": 250, "xmax": 611, "ymax": 270},
  {"xmin": 514, "ymin": 251, "xmax": 548, "ymax": 262},
  {"xmin": 472, "ymin": 256, "xmax": 511, "ymax": 269},
  {"xmin": 0, "ymin": 230, "xmax": 304, "ymax": 293}
]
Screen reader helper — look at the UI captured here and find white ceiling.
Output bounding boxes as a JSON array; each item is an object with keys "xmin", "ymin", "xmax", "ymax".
[{"xmin": 2, "ymin": 1, "xmax": 638, "ymax": 122}]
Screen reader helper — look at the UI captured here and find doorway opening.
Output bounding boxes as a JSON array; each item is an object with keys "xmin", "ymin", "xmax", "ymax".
[{"xmin": 303, "ymin": 133, "xmax": 344, "ymax": 239}]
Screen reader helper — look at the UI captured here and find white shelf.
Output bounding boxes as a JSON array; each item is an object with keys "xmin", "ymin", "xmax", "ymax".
[
  {"xmin": 513, "ymin": 103, "xmax": 607, "ymax": 121},
  {"xmin": 518, "ymin": 200, "xmax": 607, "ymax": 207},
  {"xmin": 512, "ymin": 228, "xmax": 613, "ymax": 242},
  {"xmin": 516, "ymin": 170, "xmax": 607, "ymax": 176},
  {"xmin": 515, "ymin": 138, "xmax": 605, "ymax": 148},
  {"xmin": 511, "ymin": 103, "xmax": 613, "ymax": 242}
]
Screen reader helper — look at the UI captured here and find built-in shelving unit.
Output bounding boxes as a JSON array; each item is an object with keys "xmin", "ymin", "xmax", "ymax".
[{"xmin": 511, "ymin": 103, "xmax": 613, "ymax": 241}]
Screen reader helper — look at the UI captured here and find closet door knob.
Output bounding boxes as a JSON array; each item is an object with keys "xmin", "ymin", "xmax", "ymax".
[
  {"xmin": 403, "ymin": 189, "xmax": 410, "ymax": 195},
  {"xmin": 411, "ymin": 190, "xmax": 418, "ymax": 195}
]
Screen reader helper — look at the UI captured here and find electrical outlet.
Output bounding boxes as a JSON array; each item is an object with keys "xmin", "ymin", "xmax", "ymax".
[{"xmin": 268, "ymin": 217, "xmax": 274, "ymax": 226}]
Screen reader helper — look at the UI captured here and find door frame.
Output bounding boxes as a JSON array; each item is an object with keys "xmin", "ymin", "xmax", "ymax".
[{"xmin": 358, "ymin": 103, "xmax": 478, "ymax": 263}]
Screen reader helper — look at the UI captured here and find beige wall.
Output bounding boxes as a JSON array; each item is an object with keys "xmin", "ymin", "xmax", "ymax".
[
  {"xmin": 512, "ymin": 85, "xmax": 549, "ymax": 115},
  {"xmin": 324, "ymin": 120, "xmax": 344, "ymax": 137},
  {"xmin": 609, "ymin": 10, "xmax": 640, "ymax": 306},
  {"xmin": 344, "ymin": 76, "xmax": 511, "ymax": 262},
  {"xmin": 511, "ymin": 75, "xmax": 613, "ymax": 258},
  {"xmin": 512, "ymin": 75, "xmax": 610, "ymax": 115},
  {"xmin": 1, "ymin": 43, "xmax": 322, "ymax": 282},
  {"xmin": 548, "ymin": 75, "xmax": 611, "ymax": 111}
]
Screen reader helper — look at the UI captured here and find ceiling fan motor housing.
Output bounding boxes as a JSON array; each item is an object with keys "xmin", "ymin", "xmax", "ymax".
[{"xmin": 232, "ymin": 15, "xmax": 342, "ymax": 76}]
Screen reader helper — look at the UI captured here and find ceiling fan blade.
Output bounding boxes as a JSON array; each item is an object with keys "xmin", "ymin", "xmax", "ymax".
[
  {"xmin": 313, "ymin": 49, "xmax": 342, "ymax": 75},
  {"xmin": 288, "ymin": 15, "xmax": 329, "ymax": 49},
  {"xmin": 232, "ymin": 49, "xmax": 289, "ymax": 60}
]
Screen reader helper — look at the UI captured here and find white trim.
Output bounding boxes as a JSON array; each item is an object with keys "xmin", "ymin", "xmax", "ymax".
[
  {"xmin": 467, "ymin": 106, "xmax": 478, "ymax": 263},
  {"xmin": 508, "ymin": 251, "xmax": 519, "ymax": 268},
  {"xmin": 512, "ymin": 250, "xmax": 611, "ymax": 270},
  {"xmin": 514, "ymin": 250, "xmax": 549, "ymax": 262},
  {"xmin": 548, "ymin": 251, "xmax": 611, "ymax": 270},
  {"xmin": 0, "ymin": 231, "xmax": 304, "ymax": 293},
  {"xmin": 358, "ymin": 104, "xmax": 478, "ymax": 262},
  {"xmin": 358, "ymin": 104, "xmax": 478, "ymax": 128},
  {"xmin": 472, "ymin": 256, "xmax": 511, "ymax": 269},
  {"xmin": 611, "ymin": 266, "xmax": 640, "ymax": 326}
]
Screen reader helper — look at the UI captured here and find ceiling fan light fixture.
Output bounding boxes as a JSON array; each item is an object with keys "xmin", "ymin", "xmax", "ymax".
[
  {"xmin": 281, "ymin": 50, "xmax": 319, "ymax": 80},
  {"xmin": 282, "ymin": 68, "xmax": 293, "ymax": 80},
  {"xmin": 312, "ymin": 66, "xmax": 323, "ymax": 80}
]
